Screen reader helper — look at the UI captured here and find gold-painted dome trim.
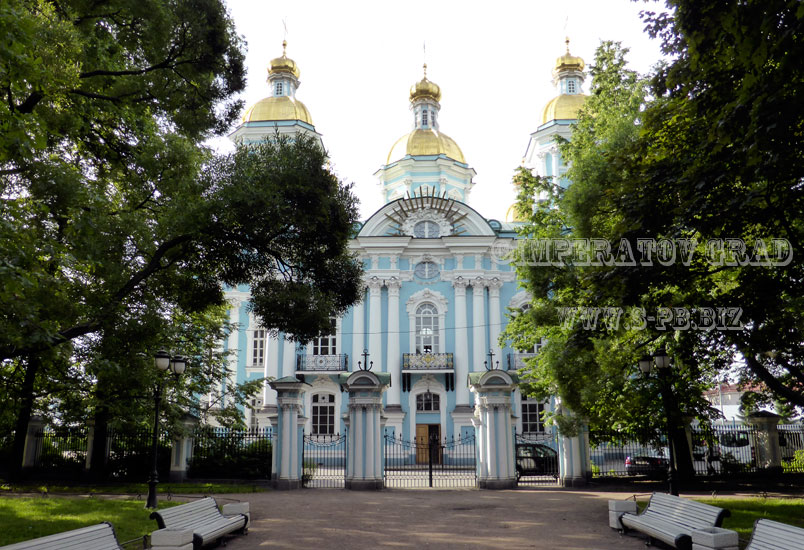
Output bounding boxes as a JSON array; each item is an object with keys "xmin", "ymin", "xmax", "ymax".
[
  {"xmin": 387, "ymin": 129, "xmax": 465, "ymax": 164},
  {"xmin": 555, "ymin": 37, "xmax": 584, "ymax": 72},
  {"xmin": 541, "ymin": 93, "xmax": 587, "ymax": 124},
  {"xmin": 242, "ymin": 95, "xmax": 313, "ymax": 125}
]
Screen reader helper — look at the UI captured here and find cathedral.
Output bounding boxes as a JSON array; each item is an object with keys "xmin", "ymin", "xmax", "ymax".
[{"xmin": 222, "ymin": 39, "xmax": 587, "ymax": 444}]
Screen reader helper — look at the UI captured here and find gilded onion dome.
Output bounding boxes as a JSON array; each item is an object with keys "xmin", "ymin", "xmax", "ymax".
[
  {"xmin": 269, "ymin": 40, "xmax": 300, "ymax": 78},
  {"xmin": 541, "ymin": 37, "xmax": 587, "ymax": 125},
  {"xmin": 240, "ymin": 41, "xmax": 313, "ymax": 125},
  {"xmin": 387, "ymin": 129, "xmax": 465, "ymax": 164},
  {"xmin": 387, "ymin": 64, "xmax": 464, "ymax": 163},
  {"xmin": 410, "ymin": 64, "xmax": 441, "ymax": 102}
]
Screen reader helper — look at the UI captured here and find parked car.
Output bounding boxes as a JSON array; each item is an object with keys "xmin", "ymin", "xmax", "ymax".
[
  {"xmin": 625, "ymin": 453, "xmax": 669, "ymax": 477},
  {"xmin": 692, "ymin": 435, "xmax": 721, "ymax": 461},
  {"xmin": 515, "ymin": 443, "xmax": 558, "ymax": 479},
  {"xmin": 718, "ymin": 430, "xmax": 756, "ymax": 465}
]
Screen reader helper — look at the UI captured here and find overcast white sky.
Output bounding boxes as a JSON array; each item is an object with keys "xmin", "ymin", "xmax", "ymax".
[{"xmin": 216, "ymin": 0, "xmax": 667, "ymax": 221}]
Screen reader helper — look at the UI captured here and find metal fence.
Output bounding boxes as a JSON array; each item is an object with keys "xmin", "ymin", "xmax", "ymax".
[
  {"xmin": 515, "ymin": 432, "xmax": 560, "ymax": 486},
  {"xmin": 33, "ymin": 427, "xmax": 88, "ymax": 476},
  {"xmin": 384, "ymin": 433, "xmax": 476, "ymax": 488},
  {"xmin": 107, "ymin": 428, "xmax": 170, "ymax": 481},
  {"xmin": 188, "ymin": 427, "xmax": 274, "ymax": 480},
  {"xmin": 302, "ymin": 433, "xmax": 347, "ymax": 488},
  {"xmin": 589, "ymin": 430, "xmax": 669, "ymax": 478},
  {"xmin": 779, "ymin": 424, "xmax": 804, "ymax": 472},
  {"xmin": 689, "ymin": 423, "xmax": 761, "ymax": 475}
]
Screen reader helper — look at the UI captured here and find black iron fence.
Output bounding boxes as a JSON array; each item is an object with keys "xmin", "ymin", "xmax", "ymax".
[
  {"xmin": 384, "ymin": 432, "xmax": 476, "ymax": 488},
  {"xmin": 188, "ymin": 427, "xmax": 274, "ymax": 480},
  {"xmin": 515, "ymin": 432, "xmax": 560, "ymax": 485},
  {"xmin": 33, "ymin": 427, "xmax": 89, "ymax": 477},
  {"xmin": 302, "ymin": 433, "xmax": 346, "ymax": 488},
  {"xmin": 589, "ymin": 430, "xmax": 669, "ymax": 478},
  {"xmin": 779, "ymin": 424, "xmax": 804, "ymax": 473},
  {"xmin": 107, "ymin": 428, "xmax": 170, "ymax": 481}
]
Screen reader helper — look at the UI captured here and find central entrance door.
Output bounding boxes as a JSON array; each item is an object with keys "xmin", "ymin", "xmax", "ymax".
[{"xmin": 415, "ymin": 424, "xmax": 441, "ymax": 464}]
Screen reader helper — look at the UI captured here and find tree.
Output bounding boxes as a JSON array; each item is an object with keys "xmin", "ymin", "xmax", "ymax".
[
  {"xmin": 1, "ymin": 1, "xmax": 362, "ymax": 475},
  {"xmin": 504, "ymin": 42, "xmax": 720, "ymax": 480}
]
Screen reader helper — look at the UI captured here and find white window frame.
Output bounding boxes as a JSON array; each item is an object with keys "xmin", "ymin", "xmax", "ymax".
[
  {"xmin": 413, "ymin": 219, "xmax": 439, "ymax": 238},
  {"xmin": 567, "ymin": 79, "xmax": 576, "ymax": 94},
  {"xmin": 311, "ymin": 392, "xmax": 336, "ymax": 435},
  {"xmin": 406, "ymin": 289, "xmax": 448, "ymax": 354},
  {"xmin": 416, "ymin": 391, "xmax": 440, "ymax": 411},
  {"xmin": 522, "ymin": 400, "xmax": 546, "ymax": 433},
  {"xmin": 275, "ymin": 81, "xmax": 284, "ymax": 96},
  {"xmin": 415, "ymin": 303, "xmax": 439, "ymax": 353},
  {"xmin": 312, "ymin": 317, "xmax": 337, "ymax": 355}
]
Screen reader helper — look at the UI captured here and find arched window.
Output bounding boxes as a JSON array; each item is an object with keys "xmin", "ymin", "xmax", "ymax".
[
  {"xmin": 311, "ymin": 393, "xmax": 335, "ymax": 435},
  {"xmin": 415, "ymin": 303, "xmax": 439, "ymax": 353},
  {"xmin": 413, "ymin": 220, "xmax": 439, "ymax": 238}
]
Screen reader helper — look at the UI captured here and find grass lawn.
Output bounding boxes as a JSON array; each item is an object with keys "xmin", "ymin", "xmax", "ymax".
[
  {"xmin": 0, "ymin": 496, "xmax": 179, "ymax": 546},
  {"xmin": 0, "ymin": 481, "xmax": 268, "ymax": 495},
  {"xmin": 696, "ymin": 498, "xmax": 804, "ymax": 547}
]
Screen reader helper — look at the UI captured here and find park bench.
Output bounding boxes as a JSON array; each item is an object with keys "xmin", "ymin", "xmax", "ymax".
[
  {"xmin": 745, "ymin": 518, "xmax": 804, "ymax": 550},
  {"xmin": 619, "ymin": 492, "xmax": 730, "ymax": 550},
  {"xmin": 0, "ymin": 522, "xmax": 123, "ymax": 550},
  {"xmin": 149, "ymin": 497, "xmax": 248, "ymax": 549}
]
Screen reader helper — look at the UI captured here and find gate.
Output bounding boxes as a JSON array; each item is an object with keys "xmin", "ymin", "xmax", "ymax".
[
  {"xmin": 515, "ymin": 432, "xmax": 560, "ymax": 486},
  {"xmin": 302, "ymin": 433, "xmax": 346, "ymax": 488},
  {"xmin": 384, "ymin": 432, "xmax": 476, "ymax": 488}
]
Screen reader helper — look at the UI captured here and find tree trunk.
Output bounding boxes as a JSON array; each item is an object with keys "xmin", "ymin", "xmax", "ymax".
[{"xmin": 10, "ymin": 355, "xmax": 40, "ymax": 479}]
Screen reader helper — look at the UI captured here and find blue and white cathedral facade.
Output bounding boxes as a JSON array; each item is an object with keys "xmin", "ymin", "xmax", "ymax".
[{"xmin": 222, "ymin": 40, "xmax": 587, "ymax": 445}]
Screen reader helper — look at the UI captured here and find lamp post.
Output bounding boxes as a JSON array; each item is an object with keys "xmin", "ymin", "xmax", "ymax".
[
  {"xmin": 146, "ymin": 350, "xmax": 186, "ymax": 509},
  {"xmin": 639, "ymin": 349, "xmax": 678, "ymax": 496}
]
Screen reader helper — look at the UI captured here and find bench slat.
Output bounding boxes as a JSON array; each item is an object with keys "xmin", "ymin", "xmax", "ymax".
[
  {"xmin": 0, "ymin": 523, "xmax": 122, "ymax": 550},
  {"xmin": 150, "ymin": 497, "xmax": 247, "ymax": 549},
  {"xmin": 747, "ymin": 519, "xmax": 804, "ymax": 550}
]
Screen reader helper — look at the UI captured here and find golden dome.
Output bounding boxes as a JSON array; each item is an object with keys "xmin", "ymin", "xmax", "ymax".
[
  {"xmin": 541, "ymin": 93, "xmax": 587, "ymax": 124},
  {"xmin": 555, "ymin": 38, "xmax": 584, "ymax": 72},
  {"xmin": 387, "ymin": 129, "xmax": 465, "ymax": 164},
  {"xmin": 410, "ymin": 64, "xmax": 441, "ymax": 102},
  {"xmin": 242, "ymin": 95, "xmax": 313, "ymax": 125},
  {"xmin": 505, "ymin": 203, "xmax": 527, "ymax": 223},
  {"xmin": 269, "ymin": 40, "xmax": 300, "ymax": 78}
]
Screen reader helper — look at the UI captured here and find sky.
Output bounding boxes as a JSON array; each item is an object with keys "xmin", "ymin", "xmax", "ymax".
[{"xmin": 216, "ymin": 0, "xmax": 668, "ymax": 221}]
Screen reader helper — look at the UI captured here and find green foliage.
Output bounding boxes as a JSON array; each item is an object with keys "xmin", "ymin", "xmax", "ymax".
[
  {"xmin": 782, "ymin": 449, "xmax": 804, "ymax": 473},
  {"xmin": 188, "ymin": 428, "xmax": 273, "ymax": 479}
]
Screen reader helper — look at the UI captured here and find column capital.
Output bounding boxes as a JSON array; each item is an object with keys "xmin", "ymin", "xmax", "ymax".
[
  {"xmin": 487, "ymin": 277, "xmax": 503, "ymax": 296},
  {"xmin": 386, "ymin": 276, "xmax": 402, "ymax": 295},
  {"xmin": 452, "ymin": 276, "xmax": 469, "ymax": 294},
  {"xmin": 367, "ymin": 275, "xmax": 384, "ymax": 295},
  {"xmin": 471, "ymin": 276, "xmax": 487, "ymax": 288}
]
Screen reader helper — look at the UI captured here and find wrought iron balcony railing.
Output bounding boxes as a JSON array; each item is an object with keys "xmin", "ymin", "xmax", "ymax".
[
  {"xmin": 296, "ymin": 354, "xmax": 349, "ymax": 372},
  {"xmin": 508, "ymin": 352, "xmax": 538, "ymax": 370},
  {"xmin": 402, "ymin": 352, "xmax": 454, "ymax": 372}
]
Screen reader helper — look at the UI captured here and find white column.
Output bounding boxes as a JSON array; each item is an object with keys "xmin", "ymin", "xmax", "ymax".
[
  {"xmin": 354, "ymin": 405, "xmax": 364, "ymax": 478},
  {"xmin": 366, "ymin": 405, "xmax": 375, "ymax": 479},
  {"xmin": 386, "ymin": 278, "xmax": 402, "ymax": 405},
  {"xmin": 471, "ymin": 277, "xmax": 486, "ymax": 372},
  {"xmin": 282, "ymin": 337, "xmax": 295, "ymax": 378},
  {"xmin": 281, "ymin": 404, "xmax": 291, "ymax": 479},
  {"xmin": 264, "ymin": 334, "xmax": 280, "ymax": 405},
  {"xmin": 367, "ymin": 277, "xmax": 383, "ymax": 369},
  {"xmin": 488, "ymin": 277, "xmax": 503, "ymax": 370},
  {"xmin": 453, "ymin": 277, "xmax": 470, "ymax": 404},
  {"xmin": 351, "ymin": 289, "xmax": 365, "ymax": 370}
]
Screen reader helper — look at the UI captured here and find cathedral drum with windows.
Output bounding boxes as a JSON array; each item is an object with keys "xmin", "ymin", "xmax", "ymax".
[{"xmin": 221, "ymin": 40, "xmax": 591, "ymax": 448}]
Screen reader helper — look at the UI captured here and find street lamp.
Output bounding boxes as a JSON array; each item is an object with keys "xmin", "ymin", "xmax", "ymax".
[
  {"xmin": 639, "ymin": 348, "xmax": 678, "ymax": 496},
  {"xmin": 146, "ymin": 350, "xmax": 186, "ymax": 509}
]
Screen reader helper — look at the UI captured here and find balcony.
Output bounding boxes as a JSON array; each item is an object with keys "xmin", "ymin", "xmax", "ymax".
[
  {"xmin": 296, "ymin": 354, "xmax": 349, "ymax": 372},
  {"xmin": 508, "ymin": 352, "xmax": 538, "ymax": 370},
  {"xmin": 402, "ymin": 352, "xmax": 454, "ymax": 373}
]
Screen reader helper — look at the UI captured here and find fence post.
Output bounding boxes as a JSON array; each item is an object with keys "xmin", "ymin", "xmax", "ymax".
[
  {"xmin": 268, "ymin": 376, "xmax": 310, "ymax": 490},
  {"xmin": 554, "ymin": 402, "xmax": 590, "ymax": 488},
  {"xmin": 22, "ymin": 416, "xmax": 45, "ymax": 469},
  {"xmin": 468, "ymin": 370, "xmax": 517, "ymax": 489},
  {"xmin": 746, "ymin": 411, "xmax": 782, "ymax": 471},
  {"xmin": 169, "ymin": 415, "xmax": 199, "ymax": 482},
  {"xmin": 343, "ymin": 370, "xmax": 391, "ymax": 490},
  {"xmin": 84, "ymin": 420, "xmax": 95, "ymax": 472}
]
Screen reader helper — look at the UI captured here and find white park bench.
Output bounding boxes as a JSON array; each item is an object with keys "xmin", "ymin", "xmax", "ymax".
[
  {"xmin": 620, "ymin": 493, "xmax": 730, "ymax": 550},
  {"xmin": 746, "ymin": 518, "xmax": 804, "ymax": 550},
  {"xmin": 149, "ymin": 497, "xmax": 249, "ymax": 549},
  {"xmin": 0, "ymin": 522, "xmax": 123, "ymax": 550}
]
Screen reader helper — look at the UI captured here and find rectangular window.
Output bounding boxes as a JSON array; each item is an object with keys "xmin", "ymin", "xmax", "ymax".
[
  {"xmin": 567, "ymin": 79, "xmax": 576, "ymax": 94},
  {"xmin": 312, "ymin": 394, "xmax": 335, "ymax": 435},
  {"xmin": 275, "ymin": 82, "xmax": 284, "ymax": 96},
  {"xmin": 416, "ymin": 392, "xmax": 440, "ymax": 412},
  {"xmin": 522, "ymin": 401, "xmax": 545, "ymax": 433},
  {"xmin": 313, "ymin": 318, "xmax": 337, "ymax": 355},
  {"xmin": 252, "ymin": 329, "xmax": 266, "ymax": 367},
  {"xmin": 422, "ymin": 110, "xmax": 428, "ymax": 127}
]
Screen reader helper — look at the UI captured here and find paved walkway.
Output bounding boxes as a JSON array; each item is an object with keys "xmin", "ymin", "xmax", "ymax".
[{"xmin": 216, "ymin": 487, "xmax": 655, "ymax": 549}]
